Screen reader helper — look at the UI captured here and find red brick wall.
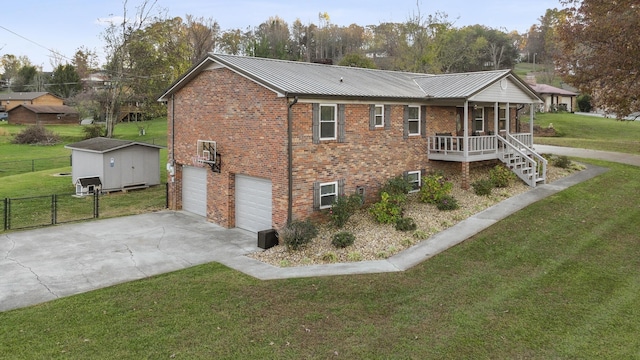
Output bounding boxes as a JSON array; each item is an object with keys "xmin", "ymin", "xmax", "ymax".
[
  {"xmin": 290, "ymin": 103, "xmax": 430, "ymax": 221},
  {"xmin": 168, "ymin": 68, "xmax": 289, "ymax": 229}
]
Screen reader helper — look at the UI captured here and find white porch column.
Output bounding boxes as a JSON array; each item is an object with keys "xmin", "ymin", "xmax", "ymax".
[
  {"xmin": 530, "ymin": 103, "xmax": 535, "ymax": 134},
  {"xmin": 463, "ymin": 101, "xmax": 469, "ymax": 159},
  {"xmin": 506, "ymin": 102, "xmax": 510, "ymax": 136},
  {"xmin": 494, "ymin": 102, "xmax": 499, "ymax": 135}
]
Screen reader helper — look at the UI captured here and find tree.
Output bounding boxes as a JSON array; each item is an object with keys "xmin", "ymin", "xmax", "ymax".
[
  {"xmin": 185, "ymin": 15, "xmax": 220, "ymax": 64},
  {"xmin": 338, "ymin": 53, "xmax": 376, "ymax": 69},
  {"xmin": 49, "ymin": 64, "xmax": 82, "ymax": 98},
  {"xmin": 72, "ymin": 46, "xmax": 100, "ymax": 80},
  {"xmin": 556, "ymin": 0, "xmax": 640, "ymax": 117},
  {"xmin": 101, "ymin": 0, "xmax": 164, "ymax": 137}
]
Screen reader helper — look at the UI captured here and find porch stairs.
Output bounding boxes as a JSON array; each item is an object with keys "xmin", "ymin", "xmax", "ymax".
[{"xmin": 497, "ymin": 135, "xmax": 547, "ymax": 187}]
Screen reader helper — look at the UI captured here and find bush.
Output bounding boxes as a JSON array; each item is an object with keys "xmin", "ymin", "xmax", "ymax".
[
  {"xmin": 472, "ymin": 179, "xmax": 493, "ymax": 196},
  {"xmin": 369, "ymin": 192, "xmax": 404, "ymax": 224},
  {"xmin": 436, "ymin": 195, "xmax": 460, "ymax": 211},
  {"xmin": 331, "ymin": 231, "xmax": 356, "ymax": 248},
  {"xmin": 395, "ymin": 217, "xmax": 417, "ymax": 232},
  {"xmin": 577, "ymin": 93, "xmax": 592, "ymax": 112},
  {"xmin": 330, "ymin": 193, "xmax": 362, "ymax": 228},
  {"xmin": 553, "ymin": 155, "xmax": 572, "ymax": 169},
  {"xmin": 278, "ymin": 220, "xmax": 318, "ymax": 251},
  {"xmin": 489, "ymin": 164, "xmax": 516, "ymax": 188},
  {"xmin": 419, "ymin": 173, "xmax": 453, "ymax": 204},
  {"xmin": 83, "ymin": 124, "xmax": 104, "ymax": 139},
  {"xmin": 379, "ymin": 175, "xmax": 413, "ymax": 197},
  {"xmin": 12, "ymin": 125, "xmax": 60, "ymax": 145}
]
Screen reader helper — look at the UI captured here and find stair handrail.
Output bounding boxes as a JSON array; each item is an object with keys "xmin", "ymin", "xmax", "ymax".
[
  {"xmin": 496, "ymin": 135, "xmax": 540, "ymax": 187},
  {"xmin": 506, "ymin": 134, "xmax": 548, "ymax": 183}
]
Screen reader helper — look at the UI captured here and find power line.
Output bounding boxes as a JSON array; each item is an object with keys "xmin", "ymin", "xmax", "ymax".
[{"xmin": 0, "ymin": 25, "xmax": 73, "ymax": 63}]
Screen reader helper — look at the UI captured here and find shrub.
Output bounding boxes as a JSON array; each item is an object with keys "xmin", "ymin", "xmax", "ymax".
[
  {"xmin": 12, "ymin": 125, "xmax": 60, "ymax": 145},
  {"xmin": 331, "ymin": 231, "xmax": 356, "ymax": 248},
  {"xmin": 472, "ymin": 179, "xmax": 493, "ymax": 196},
  {"xmin": 379, "ymin": 175, "xmax": 413, "ymax": 197},
  {"xmin": 82, "ymin": 124, "xmax": 104, "ymax": 139},
  {"xmin": 436, "ymin": 194, "xmax": 460, "ymax": 211},
  {"xmin": 419, "ymin": 173, "xmax": 453, "ymax": 204},
  {"xmin": 330, "ymin": 193, "xmax": 362, "ymax": 228},
  {"xmin": 395, "ymin": 217, "xmax": 417, "ymax": 232},
  {"xmin": 553, "ymin": 155, "xmax": 572, "ymax": 169},
  {"xmin": 489, "ymin": 165, "xmax": 516, "ymax": 188},
  {"xmin": 369, "ymin": 191, "xmax": 404, "ymax": 224},
  {"xmin": 322, "ymin": 252, "xmax": 338, "ymax": 262},
  {"xmin": 278, "ymin": 220, "xmax": 318, "ymax": 251}
]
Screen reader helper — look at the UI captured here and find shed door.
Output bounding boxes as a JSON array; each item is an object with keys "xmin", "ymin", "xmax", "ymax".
[
  {"xmin": 235, "ymin": 175, "xmax": 272, "ymax": 232},
  {"xmin": 182, "ymin": 166, "xmax": 207, "ymax": 217}
]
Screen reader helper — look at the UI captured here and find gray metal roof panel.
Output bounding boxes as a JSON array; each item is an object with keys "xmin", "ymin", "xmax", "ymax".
[
  {"xmin": 212, "ymin": 54, "xmax": 429, "ymax": 99},
  {"xmin": 413, "ymin": 70, "xmax": 510, "ymax": 98}
]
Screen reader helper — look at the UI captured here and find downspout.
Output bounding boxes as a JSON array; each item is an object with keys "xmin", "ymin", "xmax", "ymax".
[{"xmin": 287, "ymin": 96, "xmax": 298, "ymax": 225}]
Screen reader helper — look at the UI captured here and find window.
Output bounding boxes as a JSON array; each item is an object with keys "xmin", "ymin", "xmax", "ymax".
[
  {"xmin": 374, "ymin": 105, "xmax": 384, "ymax": 127},
  {"xmin": 498, "ymin": 108, "xmax": 507, "ymax": 131},
  {"xmin": 319, "ymin": 181, "xmax": 338, "ymax": 209},
  {"xmin": 406, "ymin": 171, "xmax": 421, "ymax": 193},
  {"xmin": 320, "ymin": 104, "xmax": 337, "ymax": 140},
  {"xmin": 473, "ymin": 107, "xmax": 484, "ymax": 133},
  {"xmin": 408, "ymin": 106, "xmax": 420, "ymax": 135}
]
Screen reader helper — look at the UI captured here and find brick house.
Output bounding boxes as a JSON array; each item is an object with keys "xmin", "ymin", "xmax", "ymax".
[{"xmin": 158, "ymin": 54, "xmax": 544, "ymax": 232}]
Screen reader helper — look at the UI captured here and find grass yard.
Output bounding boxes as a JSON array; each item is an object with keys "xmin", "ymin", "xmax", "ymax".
[
  {"xmin": 1, "ymin": 159, "xmax": 639, "ymax": 358},
  {"xmin": 1, "ymin": 112, "xmax": 640, "ymax": 357},
  {"xmin": 534, "ymin": 112, "xmax": 640, "ymax": 154}
]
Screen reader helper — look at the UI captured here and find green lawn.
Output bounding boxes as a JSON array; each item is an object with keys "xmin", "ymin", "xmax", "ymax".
[
  {"xmin": 534, "ymin": 112, "xmax": 640, "ymax": 154},
  {"xmin": 1, "ymin": 113, "xmax": 640, "ymax": 358}
]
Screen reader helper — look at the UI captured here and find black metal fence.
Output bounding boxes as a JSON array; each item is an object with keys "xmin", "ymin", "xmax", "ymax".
[
  {"xmin": 2, "ymin": 184, "xmax": 168, "ymax": 232},
  {"xmin": 0, "ymin": 156, "xmax": 71, "ymax": 177}
]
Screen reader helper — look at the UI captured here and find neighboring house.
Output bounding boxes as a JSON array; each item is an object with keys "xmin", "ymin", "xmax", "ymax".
[
  {"xmin": 0, "ymin": 92, "xmax": 64, "ymax": 112},
  {"xmin": 158, "ymin": 54, "xmax": 545, "ymax": 232},
  {"xmin": 8, "ymin": 104, "xmax": 79, "ymax": 125},
  {"xmin": 65, "ymin": 137, "xmax": 163, "ymax": 192},
  {"xmin": 529, "ymin": 83, "xmax": 577, "ymax": 113}
]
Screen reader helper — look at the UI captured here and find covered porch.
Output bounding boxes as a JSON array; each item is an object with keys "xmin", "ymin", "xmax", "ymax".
[{"xmin": 427, "ymin": 101, "xmax": 546, "ymax": 188}]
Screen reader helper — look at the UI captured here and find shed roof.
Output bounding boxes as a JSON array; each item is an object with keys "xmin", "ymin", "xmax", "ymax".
[
  {"xmin": 10, "ymin": 104, "xmax": 78, "ymax": 114},
  {"xmin": 65, "ymin": 137, "xmax": 164, "ymax": 153},
  {"xmin": 158, "ymin": 54, "xmax": 542, "ymax": 104}
]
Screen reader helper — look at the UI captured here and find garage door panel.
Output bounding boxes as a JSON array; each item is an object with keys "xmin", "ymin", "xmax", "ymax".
[
  {"xmin": 236, "ymin": 175, "xmax": 272, "ymax": 232},
  {"xmin": 182, "ymin": 166, "xmax": 207, "ymax": 217}
]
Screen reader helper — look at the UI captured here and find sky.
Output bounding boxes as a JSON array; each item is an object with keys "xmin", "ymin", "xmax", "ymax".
[{"xmin": 1, "ymin": 0, "xmax": 563, "ymax": 72}]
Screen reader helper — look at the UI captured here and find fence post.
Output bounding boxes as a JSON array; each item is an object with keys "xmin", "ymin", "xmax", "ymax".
[
  {"xmin": 3, "ymin": 198, "xmax": 7, "ymax": 231},
  {"xmin": 6, "ymin": 198, "xmax": 10, "ymax": 230},
  {"xmin": 94, "ymin": 191, "xmax": 99, "ymax": 218},
  {"xmin": 32, "ymin": 159, "xmax": 35, "ymax": 172},
  {"xmin": 51, "ymin": 194, "xmax": 56, "ymax": 225}
]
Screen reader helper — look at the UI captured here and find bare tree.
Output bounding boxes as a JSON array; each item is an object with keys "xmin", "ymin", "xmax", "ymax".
[
  {"xmin": 185, "ymin": 15, "xmax": 220, "ymax": 64},
  {"xmin": 101, "ymin": 0, "xmax": 163, "ymax": 137}
]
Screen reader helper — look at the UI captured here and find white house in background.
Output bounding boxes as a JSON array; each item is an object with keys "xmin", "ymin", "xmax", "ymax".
[
  {"xmin": 529, "ymin": 83, "xmax": 578, "ymax": 113},
  {"xmin": 65, "ymin": 137, "xmax": 163, "ymax": 192}
]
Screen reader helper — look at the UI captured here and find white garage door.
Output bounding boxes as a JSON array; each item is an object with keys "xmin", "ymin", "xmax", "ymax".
[
  {"xmin": 235, "ymin": 175, "xmax": 272, "ymax": 232},
  {"xmin": 182, "ymin": 166, "xmax": 207, "ymax": 217}
]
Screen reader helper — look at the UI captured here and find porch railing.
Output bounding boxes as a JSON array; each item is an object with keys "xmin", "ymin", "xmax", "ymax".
[{"xmin": 428, "ymin": 132, "xmax": 534, "ymax": 157}]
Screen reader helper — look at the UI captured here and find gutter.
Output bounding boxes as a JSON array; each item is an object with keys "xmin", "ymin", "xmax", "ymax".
[{"xmin": 287, "ymin": 96, "xmax": 298, "ymax": 225}]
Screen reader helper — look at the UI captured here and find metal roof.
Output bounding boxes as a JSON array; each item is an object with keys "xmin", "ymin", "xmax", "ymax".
[
  {"xmin": 158, "ymin": 54, "xmax": 542, "ymax": 103},
  {"xmin": 413, "ymin": 70, "xmax": 510, "ymax": 98},
  {"xmin": 65, "ymin": 137, "xmax": 164, "ymax": 153},
  {"xmin": 530, "ymin": 83, "xmax": 577, "ymax": 96}
]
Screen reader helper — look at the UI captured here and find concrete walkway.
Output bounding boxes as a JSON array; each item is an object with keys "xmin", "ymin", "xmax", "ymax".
[{"xmin": 0, "ymin": 145, "xmax": 626, "ymax": 312}]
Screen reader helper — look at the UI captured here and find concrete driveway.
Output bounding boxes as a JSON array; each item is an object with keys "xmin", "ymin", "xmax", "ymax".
[{"xmin": 0, "ymin": 211, "xmax": 259, "ymax": 312}]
